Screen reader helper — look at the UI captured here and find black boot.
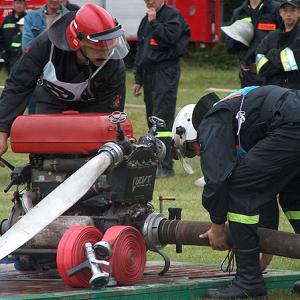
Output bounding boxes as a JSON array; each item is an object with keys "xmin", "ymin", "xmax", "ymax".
[
  {"xmin": 206, "ymin": 248, "xmax": 267, "ymax": 299},
  {"xmin": 293, "ymin": 281, "xmax": 300, "ymax": 293}
]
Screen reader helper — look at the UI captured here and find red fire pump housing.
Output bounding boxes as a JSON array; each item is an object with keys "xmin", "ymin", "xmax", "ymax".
[{"xmin": 10, "ymin": 112, "xmax": 134, "ymax": 154}]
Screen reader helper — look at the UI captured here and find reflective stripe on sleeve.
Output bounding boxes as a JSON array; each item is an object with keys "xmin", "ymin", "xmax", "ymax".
[
  {"xmin": 285, "ymin": 211, "xmax": 300, "ymax": 220},
  {"xmin": 256, "ymin": 54, "xmax": 269, "ymax": 73},
  {"xmin": 280, "ymin": 48, "xmax": 298, "ymax": 71},
  {"xmin": 3, "ymin": 23, "xmax": 15, "ymax": 29},
  {"xmin": 240, "ymin": 17, "xmax": 252, "ymax": 23},
  {"xmin": 11, "ymin": 42, "xmax": 21, "ymax": 48},
  {"xmin": 228, "ymin": 212, "xmax": 259, "ymax": 224},
  {"xmin": 156, "ymin": 131, "xmax": 172, "ymax": 138}
]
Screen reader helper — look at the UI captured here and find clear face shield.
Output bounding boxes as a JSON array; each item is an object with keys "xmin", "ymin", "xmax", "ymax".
[
  {"xmin": 81, "ymin": 26, "xmax": 129, "ymax": 62},
  {"xmin": 172, "ymin": 133, "xmax": 195, "ymax": 175}
]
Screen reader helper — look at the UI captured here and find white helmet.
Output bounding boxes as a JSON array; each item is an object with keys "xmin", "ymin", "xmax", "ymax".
[
  {"xmin": 172, "ymin": 104, "xmax": 197, "ymax": 174},
  {"xmin": 17, "ymin": 18, "xmax": 25, "ymax": 26},
  {"xmin": 172, "ymin": 93, "xmax": 220, "ymax": 174},
  {"xmin": 221, "ymin": 20, "xmax": 254, "ymax": 47},
  {"xmin": 172, "ymin": 104, "xmax": 197, "ymax": 149}
]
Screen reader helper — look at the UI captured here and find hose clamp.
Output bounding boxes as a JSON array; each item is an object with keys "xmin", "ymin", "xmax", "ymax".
[
  {"xmin": 142, "ymin": 213, "xmax": 167, "ymax": 251},
  {"xmin": 98, "ymin": 142, "xmax": 124, "ymax": 168}
]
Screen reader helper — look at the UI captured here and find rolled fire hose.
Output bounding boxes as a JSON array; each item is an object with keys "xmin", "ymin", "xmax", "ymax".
[
  {"xmin": 103, "ymin": 226, "xmax": 146, "ymax": 285},
  {"xmin": 57, "ymin": 226, "xmax": 103, "ymax": 287}
]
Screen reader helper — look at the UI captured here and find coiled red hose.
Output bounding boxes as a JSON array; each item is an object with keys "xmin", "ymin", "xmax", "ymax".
[
  {"xmin": 103, "ymin": 226, "xmax": 146, "ymax": 285},
  {"xmin": 57, "ymin": 225, "xmax": 103, "ymax": 287}
]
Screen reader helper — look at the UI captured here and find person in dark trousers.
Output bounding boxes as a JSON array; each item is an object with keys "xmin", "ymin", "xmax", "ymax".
[
  {"xmin": 257, "ymin": 0, "xmax": 300, "ymax": 89},
  {"xmin": 0, "ymin": 0, "xmax": 26, "ymax": 73},
  {"xmin": 0, "ymin": 3, "xmax": 129, "ymax": 167},
  {"xmin": 255, "ymin": 0, "xmax": 300, "ymax": 270},
  {"xmin": 224, "ymin": 0, "xmax": 281, "ymax": 87},
  {"xmin": 132, "ymin": 0, "xmax": 190, "ymax": 178},
  {"xmin": 62, "ymin": 0, "xmax": 80, "ymax": 11},
  {"xmin": 172, "ymin": 85, "xmax": 300, "ymax": 298},
  {"xmin": 8, "ymin": 17, "xmax": 24, "ymax": 71}
]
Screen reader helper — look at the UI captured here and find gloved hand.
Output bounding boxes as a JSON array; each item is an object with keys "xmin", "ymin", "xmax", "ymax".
[{"xmin": 0, "ymin": 132, "xmax": 8, "ymax": 168}]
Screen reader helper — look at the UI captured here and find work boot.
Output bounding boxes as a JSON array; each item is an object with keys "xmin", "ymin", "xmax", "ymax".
[
  {"xmin": 205, "ymin": 247, "xmax": 267, "ymax": 299},
  {"xmin": 194, "ymin": 176, "xmax": 205, "ymax": 188},
  {"xmin": 293, "ymin": 281, "xmax": 300, "ymax": 293}
]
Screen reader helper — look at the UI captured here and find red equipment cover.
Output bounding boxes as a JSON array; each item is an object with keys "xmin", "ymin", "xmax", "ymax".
[{"xmin": 10, "ymin": 112, "xmax": 134, "ymax": 154}]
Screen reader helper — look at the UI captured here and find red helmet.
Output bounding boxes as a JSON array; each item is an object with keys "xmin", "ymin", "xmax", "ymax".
[
  {"xmin": 48, "ymin": 3, "xmax": 129, "ymax": 59},
  {"xmin": 66, "ymin": 3, "xmax": 121, "ymax": 51}
]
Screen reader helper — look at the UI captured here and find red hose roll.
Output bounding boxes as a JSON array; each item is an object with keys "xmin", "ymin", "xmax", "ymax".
[
  {"xmin": 57, "ymin": 225, "xmax": 103, "ymax": 287},
  {"xmin": 102, "ymin": 226, "xmax": 146, "ymax": 285}
]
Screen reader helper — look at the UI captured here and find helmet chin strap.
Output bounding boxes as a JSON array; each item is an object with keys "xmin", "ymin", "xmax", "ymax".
[
  {"xmin": 83, "ymin": 49, "xmax": 115, "ymax": 96},
  {"xmin": 79, "ymin": 47, "xmax": 114, "ymax": 67},
  {"xmin": 175, "ymin": 148, "xmax": 194, "ymax": 175}
]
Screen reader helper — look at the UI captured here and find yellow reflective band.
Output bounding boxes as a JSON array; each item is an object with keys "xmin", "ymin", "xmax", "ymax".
[
  {"xmin": 240, "ymin": 17, "xmax": 252, "ymax": 23},
  {"xmin": 11, "ymin": 42, "xmax": 21, "ymax": 48},
  {"xmin": 256, "ymin": 54, "xmax": 269, "ymax": 74},
  {"xmin": 280, "ymin": 48, "xmax": 298, "ymax": 71},
  {"xmin": 156, "ymin": 132, "xmax": 172, "ymax": 138},
  {"xmin": 228, "ymin": 212, "xmax": 259, "ymax": 224},
  {"xmin": 3, "ymin": 23, "xmax": 15, "ymax": 29},
  {"xmin": 285, "ymin": 211, "xmax": 300, "ymax": 220}
]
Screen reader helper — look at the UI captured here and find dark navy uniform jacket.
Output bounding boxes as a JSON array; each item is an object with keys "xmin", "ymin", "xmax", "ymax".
[
  {"xmin": 134, "ymin": 4, "xmax": 190, "ymax": 85},
  {"xmin": 197, "ymin": 85, "xmax": 300, "ymax": 224},
  {"xmin": 225, "ymin": 0, "xmax": 281, "ymax": 65},
  {"xmin": 256, "ymin": 24, "xmax": 300, "ymax": 89}
]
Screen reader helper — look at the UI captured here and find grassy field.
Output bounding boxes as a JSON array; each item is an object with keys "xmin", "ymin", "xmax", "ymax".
[{"xmin": 0, "ymin": 60, "xmax": 300, "ymax": 299}]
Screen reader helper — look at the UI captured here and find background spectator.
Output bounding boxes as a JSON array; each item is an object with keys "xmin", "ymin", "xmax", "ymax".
[
  {"xmin": 132, "ymin": 0, "xmax": 190, "ymax": 178},
  {"xmin": 0, "ymin": 0, "xmax": 26, "ymax": 73},
  {"xmin": 8, "ymin": 17, "xmax": 24, "ymax": 71},
  {"xmin": 256, "ymin": 0, "xmax": 300, "ymax": 89},
  {"xmin": 223, "ymin": 0, "xmax": 281, "ymax": 87},
  {"xmin": 62, "ymin": 0, "xmax": 80, "ymax": 11},
  {"xmin": 22, "ymin": 0, "xmax": 69, "ymax": 52}
]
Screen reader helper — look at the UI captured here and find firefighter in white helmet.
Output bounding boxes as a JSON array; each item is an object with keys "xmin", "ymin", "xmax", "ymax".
[
  {"xmin": 222, "ymin": 0, "xmax": 281, "ymax": 88},
  {"xmin": 172, "ymin": 85, "xmax": 300, "ymax": 298},
  {"xmin": 171, "ymin": 104, "xmax": 197, "ymax": 175},
  {"xmin": 221, "ymin": 20, "xmax": 254, "ymax": 47}
]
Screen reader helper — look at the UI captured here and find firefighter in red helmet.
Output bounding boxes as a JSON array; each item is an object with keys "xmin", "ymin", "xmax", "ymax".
[{"xmin": 0, "ymin": 3, "xmax": 129, "ymax": 166}]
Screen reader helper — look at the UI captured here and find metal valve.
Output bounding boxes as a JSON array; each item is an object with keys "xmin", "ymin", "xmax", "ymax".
[
  {"xmin": 67, "ymin": 242, "xmax": 112, "ymax": 288},
  {"xmin": 108, "ymin": 111, "xmax": 127, "ymax": 124},
  {"xmin": 93, "ymin": 241, "xmax": 112, "ymax": 260},
  {"xmin": 148, "ymin": 116, "xmax": 166, "ymax": 136},
  {"xmin": 85, "ymin": 242, "xmax": 111, "ymax": 288},
  {"xmin": 107, "ymin": 111, "xmax": 132, "ymax": 154},
  {"xmin": 149, "ymin": 116, "xmax": 166, "ymax": 128}
]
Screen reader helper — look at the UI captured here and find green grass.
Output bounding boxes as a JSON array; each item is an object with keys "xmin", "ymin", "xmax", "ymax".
[{"xmin": 0, "ymin": 60, "xmax": 299, "ymax": 299}]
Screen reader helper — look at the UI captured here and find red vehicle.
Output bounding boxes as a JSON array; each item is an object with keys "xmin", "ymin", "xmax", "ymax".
[
  {"xmin": 0, "ymin": 0, "xmax": 44, "ymax": 25},
  {"xmin": 168, "ymin": 0, "xmax": 221, "ymax": 47},
  {"xmin": 0, "ymin": 0, "xmax": 221, "ymax": 48}
]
